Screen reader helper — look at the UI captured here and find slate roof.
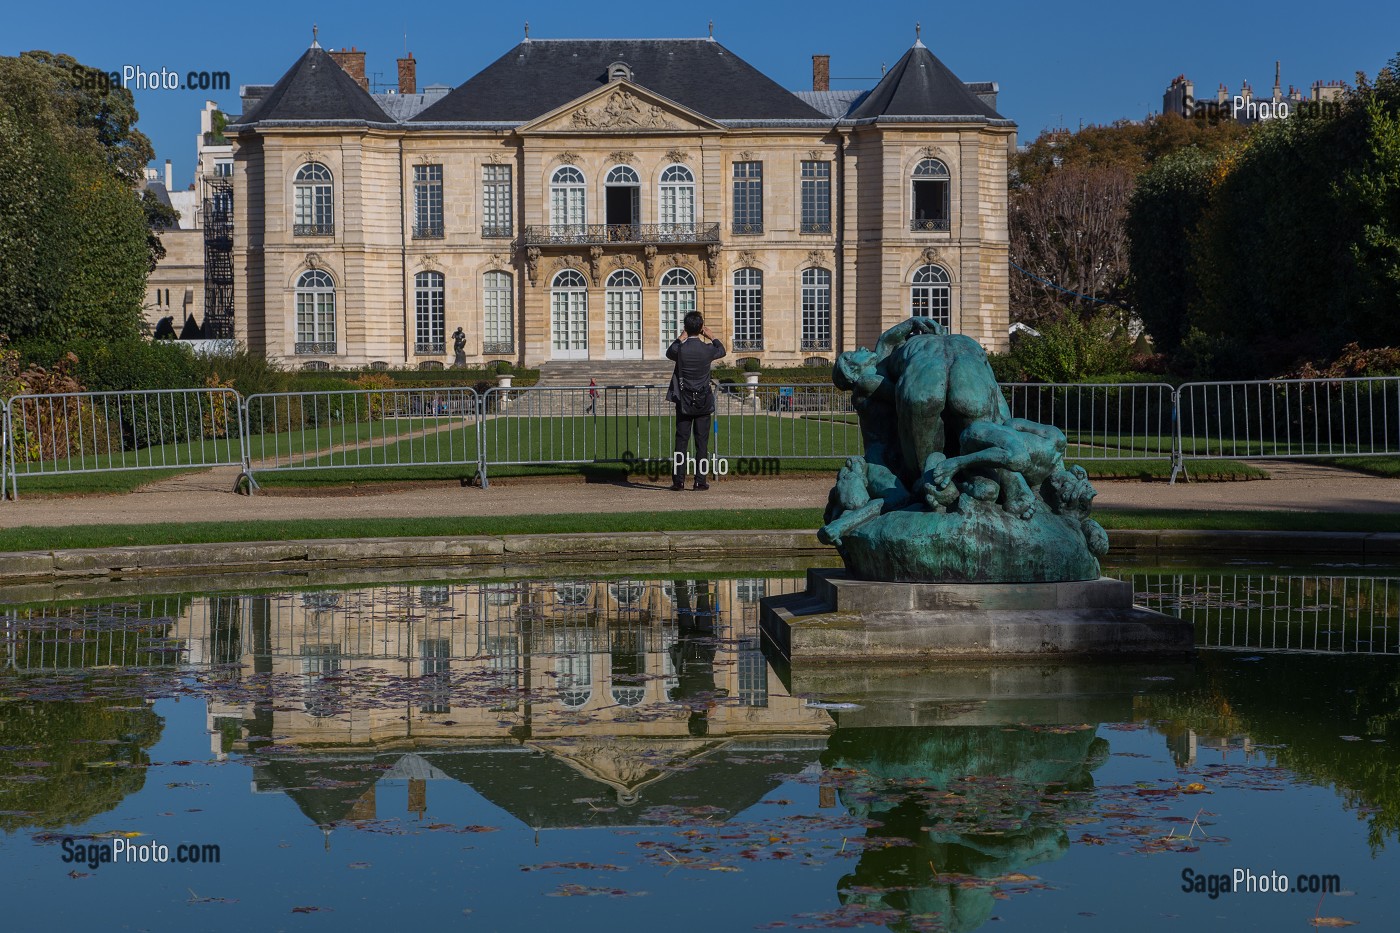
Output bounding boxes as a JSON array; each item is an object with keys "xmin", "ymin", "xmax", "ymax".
[
  {"xmin": 846, "ymin": 41, "xmax": 1008, "ymax": 123},
  {"xmin": 236, "ymin": 45, "xmax": 391, "ymax": 126},
  {"xmin": 794, "ymin": 89, "xmax": 869, "ymax": 119},
  {"xmin": 410, "ymin": 39, "xmax": 827, "ymax": 124}
]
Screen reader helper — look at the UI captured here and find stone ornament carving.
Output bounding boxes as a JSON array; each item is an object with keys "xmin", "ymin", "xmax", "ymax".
[
  {"xmin": 642, "ymin": 245, "xmax": 658, "ymax": 284},
  {"xmin": 484, "ymin": 153, "xmax": 505, "ymax": 165},
  {"xmin": 821, "ymin": 318, "xmax": 1109, "ymax": 582},
  {"xmin": 805, "ymin": 250, "xmax": 831, "ymax": 269},
  {"xmin": 556, "ymin": 151, "xmax": 581, "ymax": 165},
  {"xmin": 488, "ymin": 252, "xmax": 510, "ymax": 269},
  {"xmin": 588, "ymin": 246, "xmax": 604, "ymax": 283},
  {"xmin": 737, "ymin": 150, "xmax": 756, "ymax": 162},
  {"xmin": 665, "ymin": 148, "xmax": 689, "ymax": 165},
  {"xmin": 569, "ymin": 90, "xmax": 676, "ymax": 130},
  {"xmin": 303, "ymin": 252, "xmax": 323, "ymax": 269},
  {"xmin": 525, "ymin": 246, "xmax": 542, "ymax": 283},
  {"xmin": 552, "ymin": 254, "xmax": 588, "ymax": 284},
  {"xmin": 705, "ymin": 244, "xmax": 720, "ymax": 284},
  {"xmin": 808, "ymin": 149, "xmax": 828, "ymax": 162},
  {"xmin": 920, "ymin": 247, "xmax": 947, "ymax": 269},
  {"xmin": 608, "ymin": 253, "xmax": 634, "ymax": 272},
  {"xmin": 736, "ymin": 249, "xmax": 760, "ymax": 269},
  {"xmin": 608, "ymin": 150, "xmax": 636, "ymax": 165}
]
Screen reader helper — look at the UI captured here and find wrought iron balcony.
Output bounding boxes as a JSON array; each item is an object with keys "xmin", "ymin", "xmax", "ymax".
[
  {"xmin": 295, "ymin": 341, "xmax": 337, "ymax": 355},
  {"xmin": 481, "ymin": 224, "xmax": 513, "ymax": 239},
  {"xmin": 294, "ymin": 223, "xmax": 335, "ymax": 237},
  {"xmin": 732, "ymin": 221, "xmax": 763, "ymax": 235},
  {"xmin": 800, "ymin": 221, "xmax": 832, "ymax": 235},
  {"xmin": 413, "ymin": 223, "xmax": 444, "ymax": 239},
  {"xmin": 732, "ymin": 338, "xmax": 764, "ymax": 353},
  {"xmin": 482, "ymin": 341, "xmax": 515, "ymax": 355},
  {"xmin": 911, "ymin": 218, "xmax": 951, "ymax": 232},
  {"xmin": 523, "ymin": 223, "xmax": 721, "ymax": 246},
  {"xmin": 801, "ymin": 337, "xmax": 833, "ymax": 352},
  {"xmin": 415, "ymin": 341, "xmax": 446, "ymax": 355}
]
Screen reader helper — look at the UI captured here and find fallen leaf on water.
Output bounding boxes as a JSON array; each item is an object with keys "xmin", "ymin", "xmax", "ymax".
[{"xmin": 1309, "ymin": 919, "xmax": 1357, "ymax": 928}]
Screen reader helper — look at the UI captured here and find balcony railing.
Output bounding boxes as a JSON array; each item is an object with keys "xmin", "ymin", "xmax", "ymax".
[
  {"xmin": 732, "ymin": 221, "xmax": 763, "ymax": 235},
  {"xmin": 294, "ymin": 223, "xmax": 335, "ymax": 237},
  {"xmin": 482, "ymin": 341, "xmax": 515, "ymax": 355},
  {"xmin": 800, "ymin": 221, "xmax": 832, "ymax": 235},
  {"xmin": 481, "ymin": 224, "xmax": 513, "ymax": 239},
  {"xmin": 415, "ymin": 341, "xmax": 446, "ymax": 355},
  {"xmin": 911, "ymin": 218, "xmax": 951, "ymax": 232},
  {"xmin": 801, "ymin": 337, "xmax": 833, "ymax": 352},
  {"xmin": 732, "ymin": 337, "xmax": 764, "ymax": 353},
  {"xmin": 413, "ymin": 223, "xmax": 444, "ymax": 239},
  {"xmin": 522, "ymin": 223, "xmax": 721, "ymax": 246},
  {"xmin": 295, "ymin": 342, "xmax": 337, "ymax": 355}
]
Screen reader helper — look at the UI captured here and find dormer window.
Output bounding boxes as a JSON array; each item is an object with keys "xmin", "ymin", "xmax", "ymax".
[{"xmin": 608, "ymin": 62, "xmax": 632, "ymax": 83}]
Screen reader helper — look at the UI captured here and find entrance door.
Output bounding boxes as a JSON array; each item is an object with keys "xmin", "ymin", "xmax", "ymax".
[
  {"xmin": 605, "ymin": 270, "xmax": 643, "ymax": 359},
  {"xmin": 550, "ymin": 270, "xmax": 589, "ymax": 360},
  {"xmin": 604, "ymin": 165, "xmax": 640, "ymax": 240}
]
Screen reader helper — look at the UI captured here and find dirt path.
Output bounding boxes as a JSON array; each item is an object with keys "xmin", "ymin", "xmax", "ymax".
[{"xmin": 1, "ymin": 460, "xmax": 1396, "ymax": 530}]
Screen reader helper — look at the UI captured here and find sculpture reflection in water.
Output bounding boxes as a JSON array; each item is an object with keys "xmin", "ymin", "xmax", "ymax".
[{"xmin": 820, "ymin": 725, "xmax": 1107, "ymax": 933}]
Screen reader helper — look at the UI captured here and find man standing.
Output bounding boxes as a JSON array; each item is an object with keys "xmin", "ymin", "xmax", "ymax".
[{"xmin": 666, "ymin": 311, "xmax": 726, "ymax": 491}]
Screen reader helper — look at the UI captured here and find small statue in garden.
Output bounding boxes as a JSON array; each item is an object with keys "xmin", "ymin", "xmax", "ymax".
[{"xmin": 452, "ymin": 328, "xmax": 467, "ymax": 368}]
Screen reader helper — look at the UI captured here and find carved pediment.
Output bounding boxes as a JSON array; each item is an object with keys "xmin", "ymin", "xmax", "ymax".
[{"xmin": 521, "ymin": 81, "xmax": 724, "ymax": 135}]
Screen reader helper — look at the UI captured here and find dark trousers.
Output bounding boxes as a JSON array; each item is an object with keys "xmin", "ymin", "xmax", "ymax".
[{"xmin": 673, "ymin": 409, "xmax": 712, "ymax": 485}]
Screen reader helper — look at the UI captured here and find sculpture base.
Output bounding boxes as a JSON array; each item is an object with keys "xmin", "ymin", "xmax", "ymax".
[{"xmin": 760, "ymin": 569, "xmax": 1194, "ymax": 663}]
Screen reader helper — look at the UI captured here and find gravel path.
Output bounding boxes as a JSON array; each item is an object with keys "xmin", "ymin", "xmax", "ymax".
[{"xmin": 0, "ymin": 461, "xmax": 1396, "ymax": 529}]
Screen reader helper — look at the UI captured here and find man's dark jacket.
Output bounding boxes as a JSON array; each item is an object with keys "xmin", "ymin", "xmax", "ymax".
[{"xmin": 665, "ymin": 336, "xmax": 727, "ymax": 403}]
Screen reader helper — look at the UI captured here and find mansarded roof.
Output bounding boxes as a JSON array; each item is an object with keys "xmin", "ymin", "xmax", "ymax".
[
  {"xmin": 238, "ymin": 46, "xmax": 391, "ymax": 125},
  {"xmin": 847, "ymin": 41, "xmax": 1005, "ymax": 122},
  {"xmin": 411, "ymin": 38, "xmax": 827, "ymax": 123}
]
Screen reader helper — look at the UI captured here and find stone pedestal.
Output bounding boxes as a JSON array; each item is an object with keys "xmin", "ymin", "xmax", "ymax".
[{"xmin": 760, "ymin": 568, "xmax": 1194, "ymax": 663}]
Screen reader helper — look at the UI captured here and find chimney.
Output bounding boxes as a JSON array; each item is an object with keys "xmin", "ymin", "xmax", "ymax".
[
  {"xmin": 329, "ymin": 46, "xmax": 368, "ymax": 91},
  {"xmin": 397, "ymin": 52, "xmax": 416, "ymax": 95},
  {"xmin": 812, "ymin": 54, "xmax": 830, "ymax": 92},
  {"xmin": 164, "ymin": 159, "xmax": 172, "ymax": 190}
]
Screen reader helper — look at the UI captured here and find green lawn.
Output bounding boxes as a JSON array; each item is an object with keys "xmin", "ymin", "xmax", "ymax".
[
  {"xmin": 5, "ymin": 468, "xmax": 212, "ymax": 496},
  {"xmin": 1316, "ymin": 455, "xmax": 1400, "ymax": 478}
]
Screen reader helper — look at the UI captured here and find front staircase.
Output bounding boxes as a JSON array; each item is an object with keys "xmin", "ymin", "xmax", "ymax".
[{"xmin": 535, "ymin": 360, "xmax": 676, "ymax": 389}]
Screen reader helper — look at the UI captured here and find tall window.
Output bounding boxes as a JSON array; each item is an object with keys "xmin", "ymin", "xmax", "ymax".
[
  {"xmin": 800, "ymin": 160, "xmax": 831, "ymax": 234},
  {"xmin": 294, "ymin": 269, "xmax": 336, "ymax": 354},
  {"xmin": 911, "ymin": 264, "xmax": 952, "ymax": 329},
  {"xmin": 414, "ymin": 271, "xmax": 445, "ymax": 354},
  {"xmin": 482, "ymin": 164, "xmax": 512, "ymax": 237},
  {"xmin": 605, "ymin": 269, "xmax": 643, "ymax": 357},
  {"xmin": 732, "ymin": 161, "xmax": 762, "ymax": 234},
  {"xmin": 801, "ymin": 268, "xmax": 832, "ymax": 352},
  {"xmin": 550, "ymin": 166, "xmax": 586, "ymax": 234},
  {"xmin": 550, "ymin": 269, "xmax": 589, "ymax": 357},
  {"xmin": 483, "ymin": 271, "xmax": 514, "ymax": 355},
  {"xmin": 659, "ymin": 268, "xmax": 696, "ymax": 351},
  {"xmin": 911, "ymin": 158, "xmax": 951, "ymax": 231},
  {"xmin": 293, "ymin": 162, "xmax": 333, "ymax": 236},
  {"xmin": 605, "ymin": 165, "xmax": 640, "ymax": 235},
  {"xmin": 732, "ymin": 268, "xmax": 764, "ymax": 352},
  {"xmin": 419, "ymin": 639, "xmax": 451, "ymax": 714},
  {"xmin": 413, "ymin": 164, "xmax": 443, "ymax": 238},
  {"xmin": 658, "ymin": 164, "xmax": 695, "ymax": 232}
]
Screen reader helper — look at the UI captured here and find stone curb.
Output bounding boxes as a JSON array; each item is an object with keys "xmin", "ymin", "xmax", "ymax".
[{"xmin": 0, "ymin": 528, "xmax": 1396, "ymax": 584}]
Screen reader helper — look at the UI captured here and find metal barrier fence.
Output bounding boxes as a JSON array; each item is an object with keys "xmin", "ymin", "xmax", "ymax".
[
  {"xmin": 2, "ymin": 387, "xmax": 244, "ymax": 499},
  {"xmin": 241, "ymin": 385, "xmax": 481, "ymax": 488},
  {"xmin": 1177, "ymin": 378, "xmax": 1400, "ymax": 471},
  {"xmin": 4, "ymin": 376, "xmax": 1400, "ymax": 498}
]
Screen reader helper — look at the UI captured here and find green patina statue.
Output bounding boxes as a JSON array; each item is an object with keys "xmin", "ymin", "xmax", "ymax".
[{"xmin": 821, "ymin": 317, "xmax": 1108, "ymax": 582}]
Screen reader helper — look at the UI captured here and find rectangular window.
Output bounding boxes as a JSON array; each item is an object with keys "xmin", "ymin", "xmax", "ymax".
[
  {"xmin": 801, "ymin": 270, "xmax": 832, "ymax": 352},
  {"xmin": 800, "ymin": 161, "xmax": 831, "ymax": 234},
  {"xmin": 419, "ymin": 638, "xmax": 451, "ymax": 714},
  {"xmin": 732, "ymin": 270, "xmax": 764, "ymax": 352},
  {"xmin": 482, "ymin": 164, "xmax": 512, "ymax": 237},
  {"xmin": 732, "ymin": 161, "xmax": 762, "ymax": 234},
  {"xmin": 295, "ymin": 292, "xmax": 335, "ymax": 346},
  {"xmin": 413, "ymin": 164, "xmax": 443, "ymax": 238},
  {"xmin": 213, "ymin": 160, "xmax": 233, "ymax": 177},
  {"xmin": 483, "ymin": 271, "xmax": 514, "ymax": 354},
  {"xmin": 415, "ymin": 273, "xmax": 445, "ymax": 354}
]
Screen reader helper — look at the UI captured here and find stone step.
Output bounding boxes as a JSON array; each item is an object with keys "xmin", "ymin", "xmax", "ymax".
[{"xmin": 536, "ymin": 360, "xmax": 676, "ymax": 389}]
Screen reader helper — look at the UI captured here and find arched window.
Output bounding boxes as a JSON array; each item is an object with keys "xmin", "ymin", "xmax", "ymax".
[
  {"xmin": 801, "ymin": 268, "xmax": 832, "ymax": 352},
  {"xmin": 911, "ymin": 158, "xmax": 951, "ymax": 231},
  {"xmin": 293, "ymin": 162, "xmax": 334, "ymax": 236},
  {"xmin": 550, "ymin": 269, "xmax": 588, "ymax": 359},
  {"xmin": 550, "ymin": 166, "xmax": 586, "ymax": 234},
  {"xmin": 608, "ymin": 61, "xmax": 632, "ymax": 83},
  {"xmin": 414, "ymin": 271, "xmax": 445, "ymax": 355},
  {"xmin": 658, "ymin": 164, "xmax": 695, "ymax": 232},
  {"xmin": 483, "ymin": 271, "xmax": 514, "ymax": 355},
  {"xmin": 911, "ymin": 264, "xmax": 952, "ymax": 328},
  {"xmin": 732, "ymin": 268, "xmax": 763, "ymax": 352},
  {"xmin": 605, "ymin": 165, "xmax": 640, "ymax": 234},
  {"xmin": 605, "ymin": 269, "xmax": 642, "ymax": 358},
  {"xmin": 659, "ymin": 268, "xmax": 696, "ymax": 351},
  {"xmin": 295, "ymin": 269, "xmax": 336, "ymax": 354}
]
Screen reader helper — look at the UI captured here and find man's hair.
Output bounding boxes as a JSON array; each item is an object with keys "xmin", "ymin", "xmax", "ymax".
[{"xmin": 683, "ymin": 311, "xmax": 704, "ymax": 336}]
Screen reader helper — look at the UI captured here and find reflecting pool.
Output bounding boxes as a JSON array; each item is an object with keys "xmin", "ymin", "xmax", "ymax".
[{"xmin": 2, "ymin": 560, "xmax": 1399, "ymax": 931}]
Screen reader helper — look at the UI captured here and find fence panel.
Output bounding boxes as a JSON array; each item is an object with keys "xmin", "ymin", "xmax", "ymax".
[
  {"xmin": 713, "ymin": 382, "xmax": 859, "ymax": 465},
  {"xmin": 242, "ymin": 386, "xmax": 481, "ymax": 484},
  {"xmin": 1177, "ymin": 378, "xmax": 1400, "ymax": 462},
  {"xmin": 1000, "ymin": 382, "xmax": 1179, "ymax": 464},
  {"xmin": 3, "ymin": 387, "xmax": 245, "ymax": 497}
]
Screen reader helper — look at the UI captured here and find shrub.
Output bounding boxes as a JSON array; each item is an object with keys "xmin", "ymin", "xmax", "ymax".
[
  {"xmin": 999, "ymin": 311, "xmax": 1135, "ymax": 383},
  {"xmin": 742, "ymin": 358, "xmax": 762, "ymax": 373}
]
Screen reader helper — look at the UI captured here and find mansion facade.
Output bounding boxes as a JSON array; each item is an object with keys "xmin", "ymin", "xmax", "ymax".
[{"xmin": 229, "ymin": 34, "xmax": 1015, "ymax": 368}]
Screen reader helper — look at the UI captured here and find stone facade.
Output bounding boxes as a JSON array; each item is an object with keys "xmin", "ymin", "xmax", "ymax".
[{"xmin": 231, "ymin": 37, "xmax": 1015, "ymax": 369}]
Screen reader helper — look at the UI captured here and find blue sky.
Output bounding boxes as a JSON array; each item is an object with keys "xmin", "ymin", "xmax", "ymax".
[{"xmin": 5, "ymin": 0, "xmax": 1396, "ymax": 188}]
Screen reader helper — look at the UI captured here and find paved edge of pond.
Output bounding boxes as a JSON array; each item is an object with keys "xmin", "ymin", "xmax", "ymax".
[{"xmin": 3, "ymin": 528, "xmax": 1400, "ymax": 583}]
